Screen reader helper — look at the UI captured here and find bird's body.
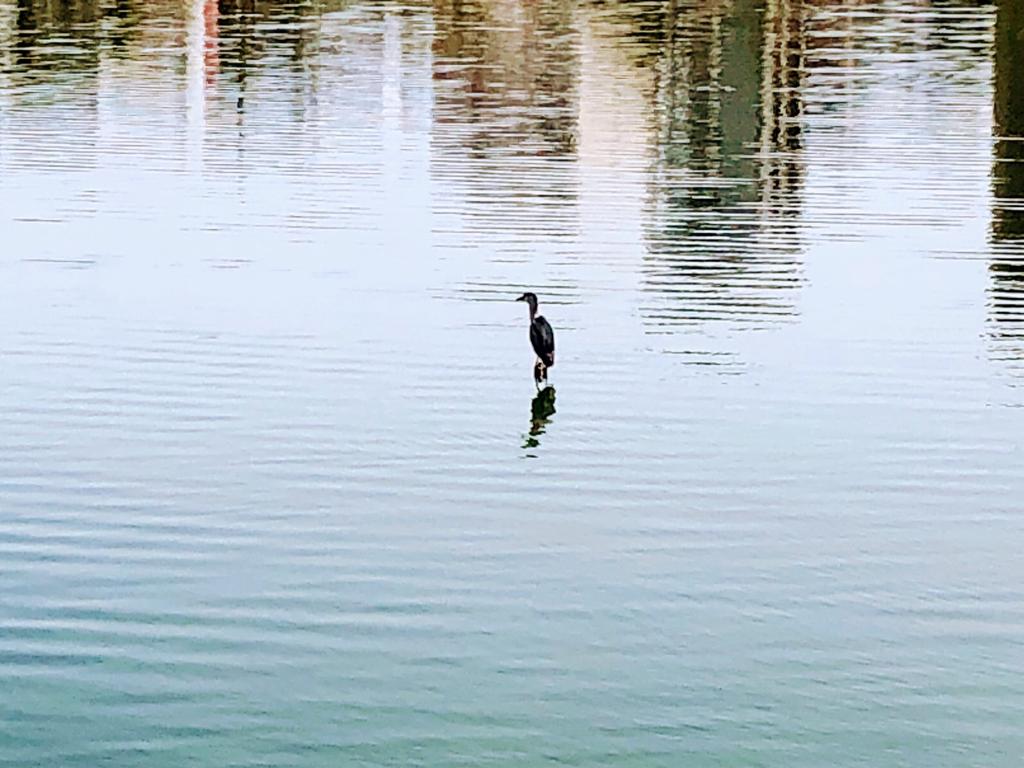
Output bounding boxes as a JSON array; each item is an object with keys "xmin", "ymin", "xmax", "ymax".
[
  {"xmin": 516, "ymin": 292, "xmax": 555, "ymax": 386},
  {"xmin": 530, "ymin": 316, "xmax": 555, "ymax": 368}
]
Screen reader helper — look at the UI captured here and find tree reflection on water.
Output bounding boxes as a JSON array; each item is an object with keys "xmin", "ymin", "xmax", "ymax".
[
  {"xmin": 990, "ymin": 0, "xmax": 1024, "ymax": 354},
  {"xmin": 4, "ymin": 0, "xmax": 1023, "ymax": 364}
]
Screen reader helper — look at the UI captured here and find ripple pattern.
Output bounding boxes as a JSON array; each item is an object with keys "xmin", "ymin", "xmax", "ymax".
[{"xmin": 2, "ymin": 1, "xmax": 1024, "ymax": 766}]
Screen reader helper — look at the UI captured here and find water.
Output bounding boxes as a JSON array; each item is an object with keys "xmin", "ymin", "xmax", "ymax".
[{"xmin": 2, "ymin": 0, "xmax": 1023, "ymax": 765}]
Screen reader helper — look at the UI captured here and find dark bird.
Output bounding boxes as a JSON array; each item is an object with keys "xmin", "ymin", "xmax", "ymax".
[{"xmin": 516, "ymin": 292, "xmax": 555, "ymax": 387}]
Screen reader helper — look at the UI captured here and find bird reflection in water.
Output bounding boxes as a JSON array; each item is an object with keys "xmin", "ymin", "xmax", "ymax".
[{"xmin": 523, "ymin": 386, "xmax": 556, "ymax": 456}]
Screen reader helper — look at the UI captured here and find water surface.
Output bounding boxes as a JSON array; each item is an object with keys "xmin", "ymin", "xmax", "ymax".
[{"xmin": 2, "ymin": 0, "xmax": 1024, "ymax": 765}]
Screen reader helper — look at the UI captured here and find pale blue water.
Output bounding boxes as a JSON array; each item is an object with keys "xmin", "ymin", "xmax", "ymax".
[{"xmin": 2, "ymin": 0, "xmax": 1024, "ymax": 765}]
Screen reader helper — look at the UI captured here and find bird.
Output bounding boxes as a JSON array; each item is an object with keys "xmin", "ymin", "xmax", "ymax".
[{"xmin": 516, "ymin": 292, "xmax": 555, "ymax": 387}]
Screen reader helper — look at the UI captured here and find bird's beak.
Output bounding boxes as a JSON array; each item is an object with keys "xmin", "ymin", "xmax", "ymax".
[{"xmin": 515, "ymin": 294, "xmax": 525, "ymax": 302}]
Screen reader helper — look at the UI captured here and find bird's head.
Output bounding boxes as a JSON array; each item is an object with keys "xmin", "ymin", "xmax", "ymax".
[{"xmin": 516, "ymin": 292, "xmax": 539, "ymax": 312}]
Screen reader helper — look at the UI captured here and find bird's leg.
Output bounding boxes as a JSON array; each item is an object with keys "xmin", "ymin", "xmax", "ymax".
[{"xmin": 533, "ymin": 359, "xmax": 544, "ymax": 388}]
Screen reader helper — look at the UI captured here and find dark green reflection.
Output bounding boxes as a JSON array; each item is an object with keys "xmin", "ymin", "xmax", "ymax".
[
  {"xmin": 12, "ymin": 0, "xmax": 104, "ymax": 81},
  {"xmin": 4, "ymin": 0, "xmax": 346, "ymax": 92},
  {"xmin": 606, "ymin": 0, "xmax": 806, "ymax": 330},
  {"xmin": 431, "ymin": 0, "xmax": 577, "ymax": 159},
  {"xmin": 523, "ymin": 386, "xmax": 556, "ymax": 456},
  {"xmin": 429, "ymin": 0, "xmax": 579, "ymax": 248},
  {"xmin": 990, "ymin": 0, "xmax": 1024, "ymax": 337},
  {"xmin": 216, "ymin": 1, "xmax": 340, "ymax": 72},
  {"xmin": 993, "ymin": 0, "xmax": 1024, "ymax": 239}
]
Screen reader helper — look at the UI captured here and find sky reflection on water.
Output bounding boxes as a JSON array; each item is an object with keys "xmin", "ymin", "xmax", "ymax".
[{"xmin": 1, "ymin": 1, "xmax": 1024, "ymax": 766}]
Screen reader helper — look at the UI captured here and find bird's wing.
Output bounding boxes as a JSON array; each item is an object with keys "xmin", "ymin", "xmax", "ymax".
[{"xmin": 531, "ymin": 316, "xmax": 555, "ymax": 367}]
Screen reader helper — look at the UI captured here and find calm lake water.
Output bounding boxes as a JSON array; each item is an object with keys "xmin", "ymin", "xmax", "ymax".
[{"xmin": 2, "ymin": 0, "xmax": 1024, "ymax": 765}]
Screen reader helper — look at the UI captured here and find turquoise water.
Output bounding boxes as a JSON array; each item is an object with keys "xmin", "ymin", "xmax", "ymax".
[{"xmin": 2, "ymin": 0, "xmax": 1024, "ymax": 765}]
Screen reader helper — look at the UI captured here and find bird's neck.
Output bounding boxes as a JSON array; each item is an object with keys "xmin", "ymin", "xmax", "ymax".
[{"xmin": 529, "ymin": 305, "xmax": 537, "ymax": 321}]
